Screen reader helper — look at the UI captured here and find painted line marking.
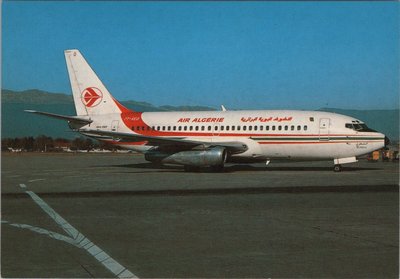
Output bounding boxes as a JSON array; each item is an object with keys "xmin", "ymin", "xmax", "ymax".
[
  {"xmin": 1, "ymin": 220, "xmax": 80, "ymax": 248},
  {"xmin": 28, "ymin": 178, "xmax": 46, "ymax": 183},
  {"xmin": 18, "ymin": 187, "xmax": 137, "ymax": 278}
]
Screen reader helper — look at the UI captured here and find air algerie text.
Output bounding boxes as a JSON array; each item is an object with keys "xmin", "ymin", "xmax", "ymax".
[
  {"xmin": 241, "ymin": 116, "xmax": 293, "ymax": 122},
  {"xmin": 177, "ymin": 117, "xmax": 225, "ymax": 123}
]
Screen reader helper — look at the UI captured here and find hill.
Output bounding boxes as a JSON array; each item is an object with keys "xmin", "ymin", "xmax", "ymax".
[
  {"xmin": 319, "ymin": 108, "xmax": 399, "ymax": 141},
  {"xmin": 1, "ymin": 89, "xmax": 215, "ymax": 139},
  {"xmin": 2, "ymin": 89, "xmax": 398, "ymax": 141},
  {"xmin": 2, "ymin": 89, "xmax": 73, "ymax": 104}
]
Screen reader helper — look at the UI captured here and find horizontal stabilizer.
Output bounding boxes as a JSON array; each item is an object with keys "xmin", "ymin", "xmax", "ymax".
[{"xmin": 24, "ymin": 110, "xmax": 92, "ymax": 124}]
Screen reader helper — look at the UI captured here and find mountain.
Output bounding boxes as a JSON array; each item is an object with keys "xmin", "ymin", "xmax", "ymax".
[
  {"xmin": 1, "ymin": 89, "xmax": 216, "ymax": 139},
  {"xmin": 2, "ymin": 89, "xmax": 215, "ymax": 112},
  {"xmin": 2, "ymin": 89, "xmax": 73, "ymax": 104},
  {"xmin": 318, "ymin": 108, "xmax": 399, "ymax": 141},
  {"xmin": 2, "ymin": 89, "xmax": 398, "ymax": 141}
]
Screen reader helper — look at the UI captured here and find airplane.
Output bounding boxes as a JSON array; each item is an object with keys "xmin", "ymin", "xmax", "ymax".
[{"xmin": 26, "ymin": 49, "xmax": 389, "ymax": 172}]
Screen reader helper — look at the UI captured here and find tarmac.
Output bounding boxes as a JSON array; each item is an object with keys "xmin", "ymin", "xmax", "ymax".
[{"xmin": 1, "ymin": 152, "xmax": 399, "ymax": 278}]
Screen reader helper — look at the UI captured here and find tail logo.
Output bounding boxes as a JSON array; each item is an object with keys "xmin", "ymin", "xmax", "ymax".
[{"xmin": 81, "ymin": 87, "xmax": 103, "ymax": 107}]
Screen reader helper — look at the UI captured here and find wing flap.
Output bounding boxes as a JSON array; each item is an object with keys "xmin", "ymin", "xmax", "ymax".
[{"xmin": 80, "ymin": 129, "xmax": 248, "ymax": 153}]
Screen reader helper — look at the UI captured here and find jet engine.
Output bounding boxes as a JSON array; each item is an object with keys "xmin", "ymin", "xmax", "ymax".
[{"xmin": 145, "ymin": 146, "xmax": 228, "ymax": 168}]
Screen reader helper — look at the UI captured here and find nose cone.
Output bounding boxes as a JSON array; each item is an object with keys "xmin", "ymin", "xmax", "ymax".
[{"xmin": 384, "ymin": 136, "xmax": 390, "ymax": 147}]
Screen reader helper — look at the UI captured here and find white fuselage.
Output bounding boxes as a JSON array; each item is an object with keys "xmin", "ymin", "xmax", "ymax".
[{"xmin": 84, "ymin": 110, "xmax": 385, "ymax": 162}]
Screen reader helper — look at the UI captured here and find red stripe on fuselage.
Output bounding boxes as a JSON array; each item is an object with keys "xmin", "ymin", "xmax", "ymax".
[
  {"xmin": 258, "ymin": 140, "xmax": 382, "ymax": 144},
  {"xmin": 115, "ymin": 110, "xmax": 380, "ymax": 139}
]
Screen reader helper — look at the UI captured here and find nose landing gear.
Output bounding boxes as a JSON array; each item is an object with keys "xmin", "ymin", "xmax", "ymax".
[
  {"xmin": 333, "ymin": 164, "xmax": 342, "ymax": 172},
  {"xmin": 333, "ymin": 157, "xmax": 356, "ymax": 172}
]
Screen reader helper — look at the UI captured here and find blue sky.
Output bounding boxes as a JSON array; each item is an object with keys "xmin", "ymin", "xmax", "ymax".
[{"xmin": 2, "ymin": 1, "xmax": 399, "ymax": 110}]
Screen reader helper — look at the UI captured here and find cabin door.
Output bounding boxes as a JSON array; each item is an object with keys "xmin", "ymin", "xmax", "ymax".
[{"xmin": 319, "ymin": 118, "xmax": 330, "ymax": 141}]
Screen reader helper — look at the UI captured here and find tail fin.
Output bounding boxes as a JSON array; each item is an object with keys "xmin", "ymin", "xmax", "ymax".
[{"xmin": 64, "ymin": 49, "xmax": 128, "ymax": 116}]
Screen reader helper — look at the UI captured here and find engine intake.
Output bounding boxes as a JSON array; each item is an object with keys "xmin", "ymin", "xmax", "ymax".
[{"xmin": 145, "ymin": 146, "xmax": 227, "ymax": 167}]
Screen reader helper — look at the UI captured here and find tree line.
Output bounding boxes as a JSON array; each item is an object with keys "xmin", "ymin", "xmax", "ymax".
[{"xmin": 1, "ymin": 136, "xmax": 118, "ymax": 152}]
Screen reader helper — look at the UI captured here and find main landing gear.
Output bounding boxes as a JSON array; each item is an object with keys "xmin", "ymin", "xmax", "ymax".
[{"xmin": 333, "ymin": 164, "xmax": 342, "ymax": 172}]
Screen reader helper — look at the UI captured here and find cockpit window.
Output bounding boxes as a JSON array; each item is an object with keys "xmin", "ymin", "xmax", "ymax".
[
  {"xmin": 353, "ymin": 123, "xmax": 362, "ymax": 131},
  {"xmin": 345, "ymin": 123, "xmax": 376, "ymax": 132},
  {"xmin": 345, "ymin": 123, "xmax": 353, "ymax": 129}
]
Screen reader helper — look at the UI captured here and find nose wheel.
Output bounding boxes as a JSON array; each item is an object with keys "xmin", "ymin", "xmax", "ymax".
[{"xmin": 333, "ymin": 164, "xmax": 342, "ymax": 172}]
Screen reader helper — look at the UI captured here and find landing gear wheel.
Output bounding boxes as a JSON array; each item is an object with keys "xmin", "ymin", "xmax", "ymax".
[{"xmin": 333, "ymin": 164, "xmax": 342, "ymax": 172}]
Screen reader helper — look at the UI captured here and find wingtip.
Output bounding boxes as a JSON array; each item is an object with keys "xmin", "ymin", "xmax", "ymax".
[{"xmin": 64, "ymin": 49, "xmax": 79, "ymax": 53}]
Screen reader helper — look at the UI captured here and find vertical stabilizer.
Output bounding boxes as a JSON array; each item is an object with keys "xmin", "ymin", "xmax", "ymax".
[{"xmin": 64, "ymin": 49, "xmax": 126, "ymax": 116}]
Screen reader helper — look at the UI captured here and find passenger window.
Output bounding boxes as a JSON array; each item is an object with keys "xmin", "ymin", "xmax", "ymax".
[
  {"xmin": 278, "ymin": 126, "xmax": 282, "ymax": 131},
  {"xmin": 167, "ymin": 126, "xmax": 171, "ymax": 131},
  {"xmin": 226, "ymin": 126, "xmax": 230, "ymax": 131},
  {"xmin": 214, "ymin": 126, "xmax": 218, "ymax": 131},
  {"xmin": 195, "ymin": 126, "xmax": 199, "ymax": 131},
  {"xmin": 152, "ymin": 126, "xmax": 155, "ymax": 130},
  {"xmin": 157, "ymin": 126, "xmax": 160, "ymax": 131},
  {"xmin": 173, "ymin": 126, "xmax": 176, "ymax": 131},
  {"xmin": 266, "ymin": 126, "xmax": 269, "ymax": 131},
  {"xmin": 243, "ymin": 126, "xmax": 247, "ymax": 131},
  {"xmin": 221, "ymin": 126, "xmax": 224, "ymax": 131},
  {"xmin": 232, "ymin": 126, "xmax": 235, "ymax": 131},
  {"xmin": 184, "ymin": 126, "xmax": 187, "ymax": 131},
  {"xmin": 201, "ymin": 126, "xmax": 205, "ymax": 131},
  {"xmin": 297, "ymin": 125, "xmax": 301, "ymax": 131},
  {"xmin": 208, "ymin": 126, "xmax": 212, "ymax": 131},
  {"xmin": 304, "ymin": 125, "xmax": 307, "ymax": 131},
  {"xmin": 254, "ymin": 126, "xmax": 258, "ymax": 131},
  {"xmin": 284, "ymin": 125, "xmax": 288, "ymax": 131},
  {"xmin": 249, "ymin": 126, "xmax": 252, "ymax": 131},
  {"xmin": 260, "ymin": 126, "xmax": 263, "ymax": 131},
  {"xmin": 291, "ymin": 125, "xmax": 294, "ymax": 131},
  {"xmin": 237, "ymin": 126, "xmax": 241, "ymax": 131},
  {"xmin": 189, "ymin": 126, "xmax": 193, "ymax": 131},
  {"xmin": 272, "ymin": 126, "xmax": 275, "ymax": 131},
  {"xmin": 178, "ymin": 126, "xmax": 182, "ymax": 131},
  {"xmin": 162, "ymin": 126, "xmax": 165, "ymax": 131}
]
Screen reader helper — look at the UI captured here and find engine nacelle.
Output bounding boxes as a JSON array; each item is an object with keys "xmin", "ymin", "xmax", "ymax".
[{"xmin": 145, "ymin": 146, "xmax": 227, "ymax": 167}]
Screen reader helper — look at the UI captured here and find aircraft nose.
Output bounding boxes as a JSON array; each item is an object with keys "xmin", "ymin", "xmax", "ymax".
[{"xmin": 384, "ymin": 136, "xmax": 390, "ymax": 147}]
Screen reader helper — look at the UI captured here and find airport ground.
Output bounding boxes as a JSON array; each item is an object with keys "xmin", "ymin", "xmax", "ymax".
[{"xmin": 1, "ymin": 152, "xmax": 399, "ymax": 278}]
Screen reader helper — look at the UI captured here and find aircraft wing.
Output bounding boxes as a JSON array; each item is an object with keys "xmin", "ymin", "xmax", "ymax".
[
  {"xmin": 24, "ymin": 110, "xmax": 92, "ymax": 124},
  {"xmin": 80, "ymin": 129, "xmax": 248, "ymax": 154}
]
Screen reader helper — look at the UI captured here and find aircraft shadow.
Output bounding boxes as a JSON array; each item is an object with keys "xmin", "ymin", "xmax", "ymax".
[
  {"xmin": 3, "ymin": 184, "xmax": 397, "ymax": 199},
  {"xmin": 104, "ymin": 162, "xmax": 382, "ymax": 173}
]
